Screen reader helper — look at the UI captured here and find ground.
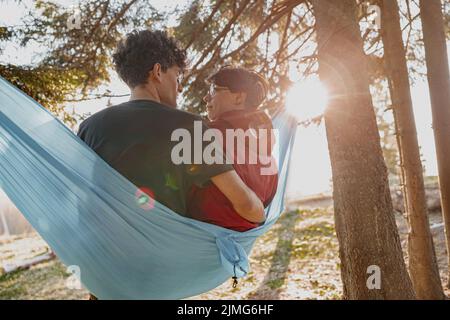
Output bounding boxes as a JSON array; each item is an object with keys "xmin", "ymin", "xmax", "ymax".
[{"xmin": 0, "ymin": 202, "xmax": 449, "ymax": 300}]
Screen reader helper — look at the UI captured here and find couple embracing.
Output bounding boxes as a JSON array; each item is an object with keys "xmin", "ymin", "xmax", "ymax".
[{"xmin": 77, "ymin": 29, "xmax": 278, "ymax": 234}]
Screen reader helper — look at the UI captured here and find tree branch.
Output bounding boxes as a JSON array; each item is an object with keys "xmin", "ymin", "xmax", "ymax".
[{"xmin": 184, "ymin": 0, "xmax": 226, "ymax": 49}]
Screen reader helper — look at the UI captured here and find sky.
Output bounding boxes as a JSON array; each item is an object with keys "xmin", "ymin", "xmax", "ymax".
[{"xmin": 0, "ymin": 0, "xmax": 449, "ymax": 199}]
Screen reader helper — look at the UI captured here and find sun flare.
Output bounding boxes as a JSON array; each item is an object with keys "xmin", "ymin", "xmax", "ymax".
[{"xmin": 285, "ymin": 77, "xmax": 329, "ymax": 120}]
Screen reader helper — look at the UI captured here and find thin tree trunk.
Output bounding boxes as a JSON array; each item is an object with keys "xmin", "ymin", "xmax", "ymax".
[
  {"xmin": 311, "ymin": 0, "xmax": 415, "ymax": 299},
  {"xmin": 381, "ymin": 0, "xmax": 444, "ymax": 299},
  {"xmin": 419, "ymin": 0, "xmax": 450, "ymax": 289},
  {"xmin": 0, "ymin": 210, "xmax": 10, "ymax": 237}
]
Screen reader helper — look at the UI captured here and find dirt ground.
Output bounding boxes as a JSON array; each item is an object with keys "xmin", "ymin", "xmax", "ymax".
[{"xmin": 0, "ymin": 200, "xmax": 449, "ymax": 300}]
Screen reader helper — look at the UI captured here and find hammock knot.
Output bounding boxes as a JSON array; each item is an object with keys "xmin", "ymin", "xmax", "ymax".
[{"xmin": 215, "ymin": 236, "xmax": 249, "ymax": 279}]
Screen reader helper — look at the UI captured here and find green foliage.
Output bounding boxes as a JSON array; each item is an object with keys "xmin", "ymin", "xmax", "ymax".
[
  {"xmin": 0, "ymin": 26, "xmax": 13, "ymax": 42},
  {"xmin": 444, "ymin": 0, "xmax": 450, "ymax": 40},
  {"xmin": 0, "ymin": 64, "xmax": 85, "ymax": 126},
  {"xmin": 173, "ymin": 0, "xmax": 315, "ymax": 114},
  {"xmin": 0, "ymin": 0, "xmax": 442, "ymax": 126},
  {"xmin": 0, "ymin": 0, "xmax": 163, "ymax": 124}
]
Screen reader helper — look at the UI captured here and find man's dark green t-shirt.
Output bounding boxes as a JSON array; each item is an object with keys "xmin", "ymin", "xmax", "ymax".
[{"xmin": 77, "ymin": 99, "xmax": 233, "ymax": 216}]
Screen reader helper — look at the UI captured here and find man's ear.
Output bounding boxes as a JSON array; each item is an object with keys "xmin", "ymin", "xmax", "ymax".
[
  {"xmin": 150, "ymin": 63, "xmax": 163, "ymax": 83},
  {"xmin": 235, "ymin": 92, "xmax": 247, "ymax": 105}
]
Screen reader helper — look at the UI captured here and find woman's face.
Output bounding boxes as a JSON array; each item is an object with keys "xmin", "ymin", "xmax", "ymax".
[{"xmin": 203, "ymin": 84, "xmax": 245, "ymax": 121}]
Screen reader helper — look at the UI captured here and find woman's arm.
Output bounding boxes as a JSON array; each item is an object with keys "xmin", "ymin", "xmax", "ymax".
[{"xmin": 210, "ymin": 170, "xmax": 265, "ymax": 223}]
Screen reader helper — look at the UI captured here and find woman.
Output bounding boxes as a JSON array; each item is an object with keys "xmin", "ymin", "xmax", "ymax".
[{"xmin": 187, "ymin": 66, "xmax": 278, "ymax": 231}]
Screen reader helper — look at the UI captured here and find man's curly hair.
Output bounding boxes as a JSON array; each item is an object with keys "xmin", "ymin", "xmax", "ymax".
[{"xmin": 112, "ymin": 30, "xmax": 186, "ymax": 88}]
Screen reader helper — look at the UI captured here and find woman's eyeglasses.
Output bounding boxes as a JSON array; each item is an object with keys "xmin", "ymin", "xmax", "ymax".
[{"xmin": 208, "ymin": 84, "xmax": 229, "ymax": 96}]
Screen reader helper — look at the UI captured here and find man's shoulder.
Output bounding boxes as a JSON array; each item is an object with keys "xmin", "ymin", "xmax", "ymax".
[
  {"xmin": 78, "ymin": 103, "xmax": 124, "ymax": 127},
  {"xmin": 79, "ymin": 100, "xmax": 205, "ymax": 135},
  {"xmin": 148, "ymin": 104, "xmax": 205, "ymax": 130},
  {"xmin": 163, "ymin": 105, "xmax": 203, "ymax": 122},
  {"xmin": 115, "ymin": 100, "xmax": 203, "ymax": 123},
  {"xmin": 78, "ymin": 100, "xmax": 204, "ymax": 134}
]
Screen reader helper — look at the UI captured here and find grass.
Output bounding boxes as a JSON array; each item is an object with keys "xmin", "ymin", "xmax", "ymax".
[
  {"xmin": 0, "ymin": 259, "xmax": 88, "ymax": 300},
  {"xmin": 195, "ymin": 207, "xmax": 342, "ymax": 300},
  {"xmin": 0, "ymin": 207, "xmax": 342, "ymax": 300},
  {"xmin": 0, "ymin": 270, "xmax": 28, "ymax": 299}
]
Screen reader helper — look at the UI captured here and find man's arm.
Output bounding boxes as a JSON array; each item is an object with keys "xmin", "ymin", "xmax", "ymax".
[{"xmin": 210, "ymin": 171, "xmax": 265, "ymax": 224}]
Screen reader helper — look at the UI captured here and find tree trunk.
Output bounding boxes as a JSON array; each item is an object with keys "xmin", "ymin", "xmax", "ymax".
[
  {"xmin": 0, "ymin": 210, "xmax": 10, "ymax": 237},
  {"xmin": 419, "ymin": 0, "xmax": 450, "ymax": 289},
  {"xmin": 1, "ymin": 252, "xmax": 55, "ymax": 275},
  {"xmin": 311, "ymin": 0, "xmax": 415, "ymax": 299},
  {"xmin": 380, "ymin": 0, "xmax": 444, "ymax": 299}
]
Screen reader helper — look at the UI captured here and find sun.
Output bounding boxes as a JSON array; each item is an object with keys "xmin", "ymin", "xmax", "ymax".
[{"xmin": 285, "ymin": 76, "xmax": 329, "ymax": 120}]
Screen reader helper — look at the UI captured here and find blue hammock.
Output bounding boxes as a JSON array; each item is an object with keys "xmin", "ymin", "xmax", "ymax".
[{"xmin": 0, "ymin": 76, "xmax": 297, "ymax": 299}]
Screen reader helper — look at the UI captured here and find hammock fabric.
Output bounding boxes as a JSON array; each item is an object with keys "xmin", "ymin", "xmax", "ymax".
[{"xmin": 0, "ymin": 76, "xmax": 297, "ymax": 299}]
